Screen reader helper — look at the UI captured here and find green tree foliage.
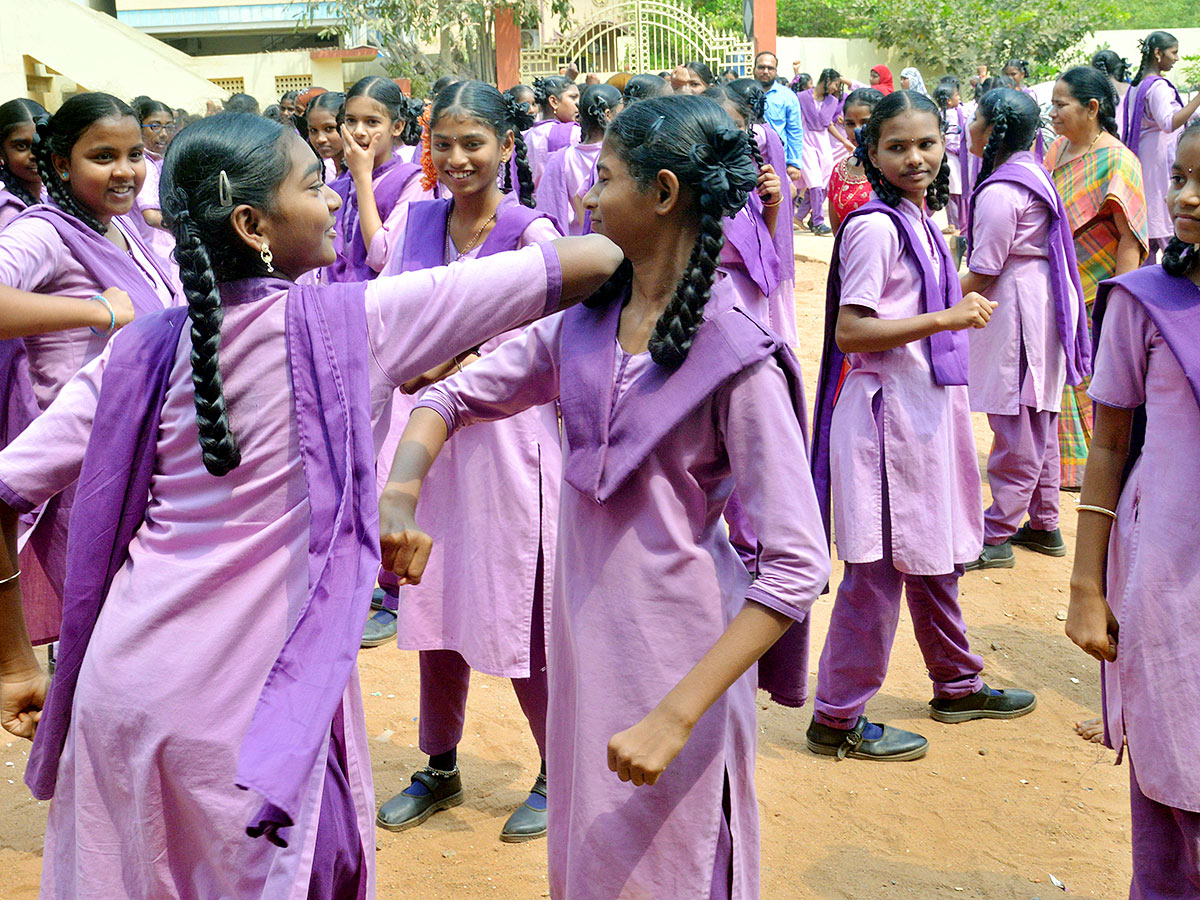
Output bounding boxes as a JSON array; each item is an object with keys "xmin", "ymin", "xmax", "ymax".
[
  {"xmin": 1125, "ymin": 0, "xmax": 1200, "ymax": 30},
  {"xmin": 303, "ymin": 0, "xmax": 570, "ymax": 91},
  {"xmin": 850, "ymin": 0, "xmax": 1129, "ymax": 76}
]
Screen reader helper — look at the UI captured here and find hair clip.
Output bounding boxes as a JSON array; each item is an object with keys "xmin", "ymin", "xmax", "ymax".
[
  {"xmin": 218, "ymin": 170, "xmax": 233, "ymax": 207},
  {"xmin": 646, "ymin": 114, "xmax": 666, "ymax": 140}
]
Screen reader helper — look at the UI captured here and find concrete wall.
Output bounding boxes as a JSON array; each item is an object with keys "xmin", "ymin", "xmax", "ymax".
[{"xmin": 192, "ymin": 51, "xmax": 385, "ymax": 103}]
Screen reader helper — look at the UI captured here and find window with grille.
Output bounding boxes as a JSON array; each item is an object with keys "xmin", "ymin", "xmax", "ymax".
[
  {"xmin": 210, "ymin": 77, "xmax": 245, "ymax": 93},
  {"xmin": 275, "ymin": 74, "xmax": 313, "ymax": 94}
]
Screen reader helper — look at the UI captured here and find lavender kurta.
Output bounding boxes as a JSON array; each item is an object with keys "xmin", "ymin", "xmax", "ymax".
[
  {"xmin": 535, "ymin": 141, "xmax": 601, "ymax": 236},
  {"xmin": 376, "ymin": 200, "xmax": 562, "ymax": 677},
  {"xmin": 797, "ymin": 91, "xmax": 838, "ymax": 191},
  {"xmin": 0, "ymin": 244, "xmax": 563, "ymax": 898},
  {"xmin": 419, "ymin": 280, "xmax": 830, "ymax": 900},
  {"xmin": 1131, "ymin": 78, "xmax": 1183, "ymax": 241},
  {"xmin": 1090, "ymin": 282, "xmax": 1200, "ymax": 812},
  {"xmin": 132, "ymin": 151, "xmax": 178, "ymax": 271},
  {"xmin": 967, "ymin": 154, "xmax": 1068, "ymax": 414},
  {"xmin": 755, "ymin": 123, "xmax": 799, "ymax": 345},
  {"xmin": 523, "ymin": 120, "xmax": 581, "ymax": 187},
  {"xmin": 832, "ymin": 199, "xmax": 983, "ymax": 574}
]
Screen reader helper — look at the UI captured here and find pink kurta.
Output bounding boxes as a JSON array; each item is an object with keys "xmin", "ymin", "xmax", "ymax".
[
  {"xmin": 420, "ymin": 281, "xmax": 830, "ymax": 900},
  {"xmin": 359, "ymin": 170, "xmax": 432, "ymax": 274},
  {"xmin": 524, "ymin": 121, "xmax": 581, "ymax": 187},
  {"xmin": 967, "ymin": 154, "xmax": 1068, "ymax": 414},
  {"xmin": 535, "ymin": 141, "xmax": 601, "ymax": 236},
  {"xmin": 0, "ymin": 244, "xmax": 562, "ymax": 898},
  {"xmin": 831, "ymin": 198, "xmax": 983, "ymax": 574},
  {"xmin": 1134, "ymin": 79, "xmax": 1183, "ymax": 241},
  {"xmin": 132, "ymin": 152, "xmax": 178, "ymax": 270},
  {"xmin": 376, "ymin": 203, "xmax": 562, "ymax": 677},
  {"xmin": 1089, "ymin": 285, "xmax": 1200, "ymax": 812}
]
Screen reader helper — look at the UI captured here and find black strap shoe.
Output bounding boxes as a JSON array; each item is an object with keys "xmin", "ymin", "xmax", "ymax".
[
  {"xmin": 1011, "ymin": 524, "xmax": 1066, "ymax": 557},
  {"xmin": 499, "ymin": 771, "xmax": 547, "ymax": 843},
  {"xmin": 806, "ymin": 716, "xmax": 929, "ymax": 761},
  {"xmin": 376, "ymin": 767, "xmax": 464, "ymax": 832},
  {"xmin": 929, "ymin": 683, "xmax": 1037, "ymax": 723}
]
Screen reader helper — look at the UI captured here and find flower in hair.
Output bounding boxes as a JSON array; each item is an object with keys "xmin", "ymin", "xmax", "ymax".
[
  {"xmin": 419, "ymin": 104, "xmax": 437, "ymax": 192},
  {"xmin": 503, "ymin": 93, "xmax": 534, "ymax": 131},
  {"xmin": 688, "ymin": 126, "xmax": 757, "ymax": 214}
]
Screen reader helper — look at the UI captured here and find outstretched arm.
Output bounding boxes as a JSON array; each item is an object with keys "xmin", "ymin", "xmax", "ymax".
[
  {"xmin": 0, "ymin": 286, "xmax": 135, "ymax": 340},
  {"xmin": 0, "ymin": 504, "xmax": 48, "ymax": 740},
  {"xmin": 835, "ymin": 294, "xmax": 995, "ymax": 354}
]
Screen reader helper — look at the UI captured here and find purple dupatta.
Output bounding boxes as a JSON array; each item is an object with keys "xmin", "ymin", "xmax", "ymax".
[
  {"xmin": 967, "ymin": 158, "xmax": 1093, "ymax": 384},
  {"xmin": 10, "ymin": 205, "xmax": 178, "ymax": 314},
  {"xmin": 558, "ymin": 285, "xmax": 814, "ymax": 707},
  {"xmin": 810, "ymin": 199, "xmax": 967, "ymax": 540},
  {"xmin": 1123, "ymin": 75, "xmax": 1182, "ymax": 156},
  {"xmin": 326, "ymin": 156, "xmax": 422, "ymax": 283},
  {"xmin": 26, "ymin": 279, "xmax": 380, "ymax": 849},
  {"xmin": 722, "ymin": 192, "xmax": 782, "ymax": 299},
  {"xmin": 399, "ymin": 192, "xmax": 554, "ymax": 271},
  {"xmin": 755, "ymin": 123, "xmax": 796, "ymax": 282}
]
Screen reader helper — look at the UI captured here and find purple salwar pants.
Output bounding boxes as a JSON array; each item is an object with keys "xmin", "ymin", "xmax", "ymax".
[
  {"xmin": 417, "ymin": 574, "xmax": 548, "ymax": 758},
  {"xmin": 983, "ymin": 406, "xmax": 1060, "ymax": 545},
  {"xmin": 1130, "ymin": 758, "xmax": 1200, "ymax": 899},
  {"xmin": 795, "ymin": 186, "xmax": 827, "ymax": 228}
]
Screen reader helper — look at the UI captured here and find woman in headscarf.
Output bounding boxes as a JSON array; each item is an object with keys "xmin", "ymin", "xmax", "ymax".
[
  {"xmin": 869, "ymin": 65, "xmax": 895, "ymax": 95},
  {"xmin": 901, "ymin": 67, "xmax": 929, "ymax": 96}
]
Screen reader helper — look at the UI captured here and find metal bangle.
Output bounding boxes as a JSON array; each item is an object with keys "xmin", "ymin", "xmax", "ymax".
[
  {"xmin": 0, "ymin": 569, "xmax": 21, "ymax": 587},
  {"xmin": 88, "ymin": 293, "xmax": 116, "ymax": 337},
  {"xmin": 1076, "ymin": 504, "xmax": 1117, "ymax": 521}
]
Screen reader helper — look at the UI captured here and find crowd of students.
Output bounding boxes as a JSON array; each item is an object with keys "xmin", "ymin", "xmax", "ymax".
[{"xmin": 0, "ymin": 27, "xmax": 1197, "ymax": 900}]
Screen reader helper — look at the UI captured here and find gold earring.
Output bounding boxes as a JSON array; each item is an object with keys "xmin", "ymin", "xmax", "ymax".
[{"xmin": 260, "ymin": 241, "xmax": 274, "ymax": 273}]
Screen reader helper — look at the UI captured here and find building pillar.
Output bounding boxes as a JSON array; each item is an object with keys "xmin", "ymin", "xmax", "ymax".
[
  {"xmin": 752, "ymin": 0, "xmax": 776, "ymax": 56},
  {"xmin": 495, "ymin": 7, "xmax": 521, "ymax": 91}
]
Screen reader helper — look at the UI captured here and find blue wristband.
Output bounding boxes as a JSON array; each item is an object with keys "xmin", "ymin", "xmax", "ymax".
[{"xmin": 89, "ymin": 293, "xmax": 116, "ymax": 337}]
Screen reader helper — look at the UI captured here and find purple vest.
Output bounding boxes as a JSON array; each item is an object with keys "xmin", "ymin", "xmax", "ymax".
[
  {"xmin": 25, "ymin": 279, "xmax": 379, "ymax": 849},
  {"xmin": 811, "ymin": 199, "xmax": 967, "ymax": 540},
  {"xmin": 967, "ymin": 158, "xmax": 1093, "ymax": 384},
  {"xmin": 326, "ymin": 156, "xmax": 422, "ymax": 283},
  {"xmin": 9, "ymin": 204, "xmax": 179, "ymax": 315},
  {"xmin": 1123, "ymin": 75, "xmax": 1183, "ymax": 156},
  {"xmin": 558, "ymin": 285, "xmax": 813, "ymax": 706},
  {"xmin": 399, "ymin": 192, "xmax": 554, "ymax": 271},
  {"xmin": 1093, "ymin": 265, "xmax": 1200, "ymax": 471}
]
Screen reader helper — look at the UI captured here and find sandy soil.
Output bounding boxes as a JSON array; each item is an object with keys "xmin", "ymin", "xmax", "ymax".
[{"xmin": 0, "ymin": 242, "xmax": 1131, "ymax": 900}]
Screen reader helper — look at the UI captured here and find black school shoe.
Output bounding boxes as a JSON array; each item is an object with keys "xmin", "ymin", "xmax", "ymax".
[
  {"xmin": 376, "ymin": 767, "xmax": 464, "ymax": 832},
  {"xmin": 963, "ymin": 541, "xmax": 1015, "ymax": 571},
  {"xmin": 806, "ymin": 716, "xmax": 929, "ymax": 761},
  {"xmin": 499, "ymin": 770, "xmax": 547, "ymax": 843},
  {"xmin": 1011, "ymin": 523, "xmax": 1067, "ymax": 557},
  {"xmin": 929, "ymin": 684, "xmax": 1037, "ymax": 724}
]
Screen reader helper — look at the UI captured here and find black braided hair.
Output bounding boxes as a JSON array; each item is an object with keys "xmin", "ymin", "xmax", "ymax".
[
  {"xmin": 432, "ymin": 80, "xmax": 536, "ymax": 207},
  {"xmin": 974, "ymin": 74, "xmax": 1016, "ymax": 102},
  {"xmin": 532, "ymin": 76, "xmax": 574, "ymax": 121},
  {"xmin": 932, "ymin": 76, "xmax": 959, "ymax": 114},
  {"xmin": 1091, "ymin": 49, "xmax": 1131, "ymax": 84},
  {"xmin": 817, "ymin": 68, "xmax": 841, "ymax": 95},
  {"xmin": 857, "ymin": 89, "xmax": 950, "ymax": 211},
  {"xmin": 622, "ymin": 74, "xmax": 671, "ymax": 105},
  {"xmin": 0, "ymin": 98, "xmax": 47, "ymax": 208},
  {"xmin": 706, "ymin": 82, "xmax": 766, "ymax": 170},
  {"xmin": 578, "ymin": 84, "xmax": 621, "ymax": 142},
  {"xmin": 32, "ymin": 93, "xmax": 137, "ymax": 235},
  {"xmin": 399, "ymin": 98, "xmax": 425, "ymax": 146},
  {"xmin": 792, "ymin": 73, "xmax": 812, "ymax": 93},
  {"xmin": 1164, "ymin": 122, "xmax": 1200, "ymax": 277},
  {"xmin": 1132, "ymin": 31, "xmax": 1177, "ymax": 86},
  {"xmin": 976, "ymin": 88, "xmax": 1040, "ymax": 183},
  {"xmin": 1059, "ymin": 66, "xmax": 1120, "ymax": 138},
  {"xmin": 600, "ymin": 95, "xmax": 759, "ymax": 370},
  {"xmin": 159, "ymin": 113, "xmax": 293, "ymax": 476}
]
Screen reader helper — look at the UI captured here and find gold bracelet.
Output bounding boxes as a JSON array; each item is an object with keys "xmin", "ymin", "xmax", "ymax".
[
  {"xmin": 761, "ymin": 196, "xmax": 783, "ymax": 208},
  {"xmin": 0, "ymin": 569, "xmax": 20, "ymax": 587},
  {"xmin": 1077, "ymin": 504, "xmax": 1117, "ymax": 521}
]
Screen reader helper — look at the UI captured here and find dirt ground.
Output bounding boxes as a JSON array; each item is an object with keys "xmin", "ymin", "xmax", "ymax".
[{"xmin": 0, "ymin": 239, "xmax": 1131, "ymax": 899}]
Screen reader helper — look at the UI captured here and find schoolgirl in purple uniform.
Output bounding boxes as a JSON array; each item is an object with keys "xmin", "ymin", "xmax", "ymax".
[
  {"xmin": 536, "ymin": 83, "xmax": 621, "ymax": 235},
  {"xmin": 129, "ymin": 96, "xmax": 178, "ymax": 267},
  {"xmin": 382, "ymin": 94, "xmax": 829, "ymax": 900},
  {"xmin": 960, "ymin": 89, "xmax": 1092, "ymax": 570},
  {"xmin": 809, "ymin": 90, "xmax": 1037, "ymax": 761},
  {"xmin": 1067, "ymin": 121, "xmax": 1200, "ymax": 898},
  {"xmin": 325, "ymin": 76, "xmax": 429, "ymax": 283},
  {"xmin": 370, "ymin": 80, "xmax": 560, "ymax": 843},
  {"xmin": 0, "ymin": 111, "xmax": 621, "ymax": 900},
  {"xmin": 0, "ymin": 93, "xmax": 180, "ymax": 644},
  {"xmin": 524, "ymin": 76, "xmax": 581, "ymax": 187},
  {"xmin": 1001, "ymin": 59, "xmax": 1047, "ymax": 161},
  {"xmin": 304, "ymin": 90, "xmax": 347, "ymax": 184},
  {"xmin": 1122, "ymin": 31, "xmax": 1200, "ymax": 262}
]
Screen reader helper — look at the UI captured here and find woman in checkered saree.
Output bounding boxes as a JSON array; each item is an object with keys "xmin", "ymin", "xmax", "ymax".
[{"xmin": 1044, "ymin": 67, "xmax": 1149, "ymax": 488}]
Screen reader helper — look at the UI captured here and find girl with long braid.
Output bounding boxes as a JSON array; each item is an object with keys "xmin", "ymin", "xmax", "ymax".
[
  {"xmin": 809, "ymin": 90, "xmax": 1037, "ymax": 762},
  {"xmin": 370, "ymin": 80, "xmax": 561, "ymax": 843},
  {"xmin": 959, "ymin": 89, "xmax": 1091, "ymax": 571},
  {"xmin": 0, "ymin": 93, "xmax": 174, "ymax": 645},
  {"xmin": 382, "ymin": 94, "xmax": 829, "ymax": 900},
  {"xmin": 1122, "ymin": 31, "xmax": 1200, "ymax": 262},
  {"xmin": 0, "ymin": 111, "xmax": 621, "ymax": 899},
  {"xmin": 325, "ymin": 76, "xmax": 430, "ymax": 282},
  {"xmin": 536, "ymin": 83, "xmax": 621, "ymax": 235},
  {"xmin": 524, "ymin": 76, "xmax": 580, "ymax": 186}
]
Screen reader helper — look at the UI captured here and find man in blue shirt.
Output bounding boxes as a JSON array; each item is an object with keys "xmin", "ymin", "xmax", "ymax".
[{"xmin": 754, "ymin": 51, "xmax": 803, "ymax": 185}]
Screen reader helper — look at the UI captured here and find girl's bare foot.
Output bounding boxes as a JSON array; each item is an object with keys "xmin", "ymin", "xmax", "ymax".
[{"xmin": 1075, "ymin": 717, "xmax": 1105, "ymax": 744}]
